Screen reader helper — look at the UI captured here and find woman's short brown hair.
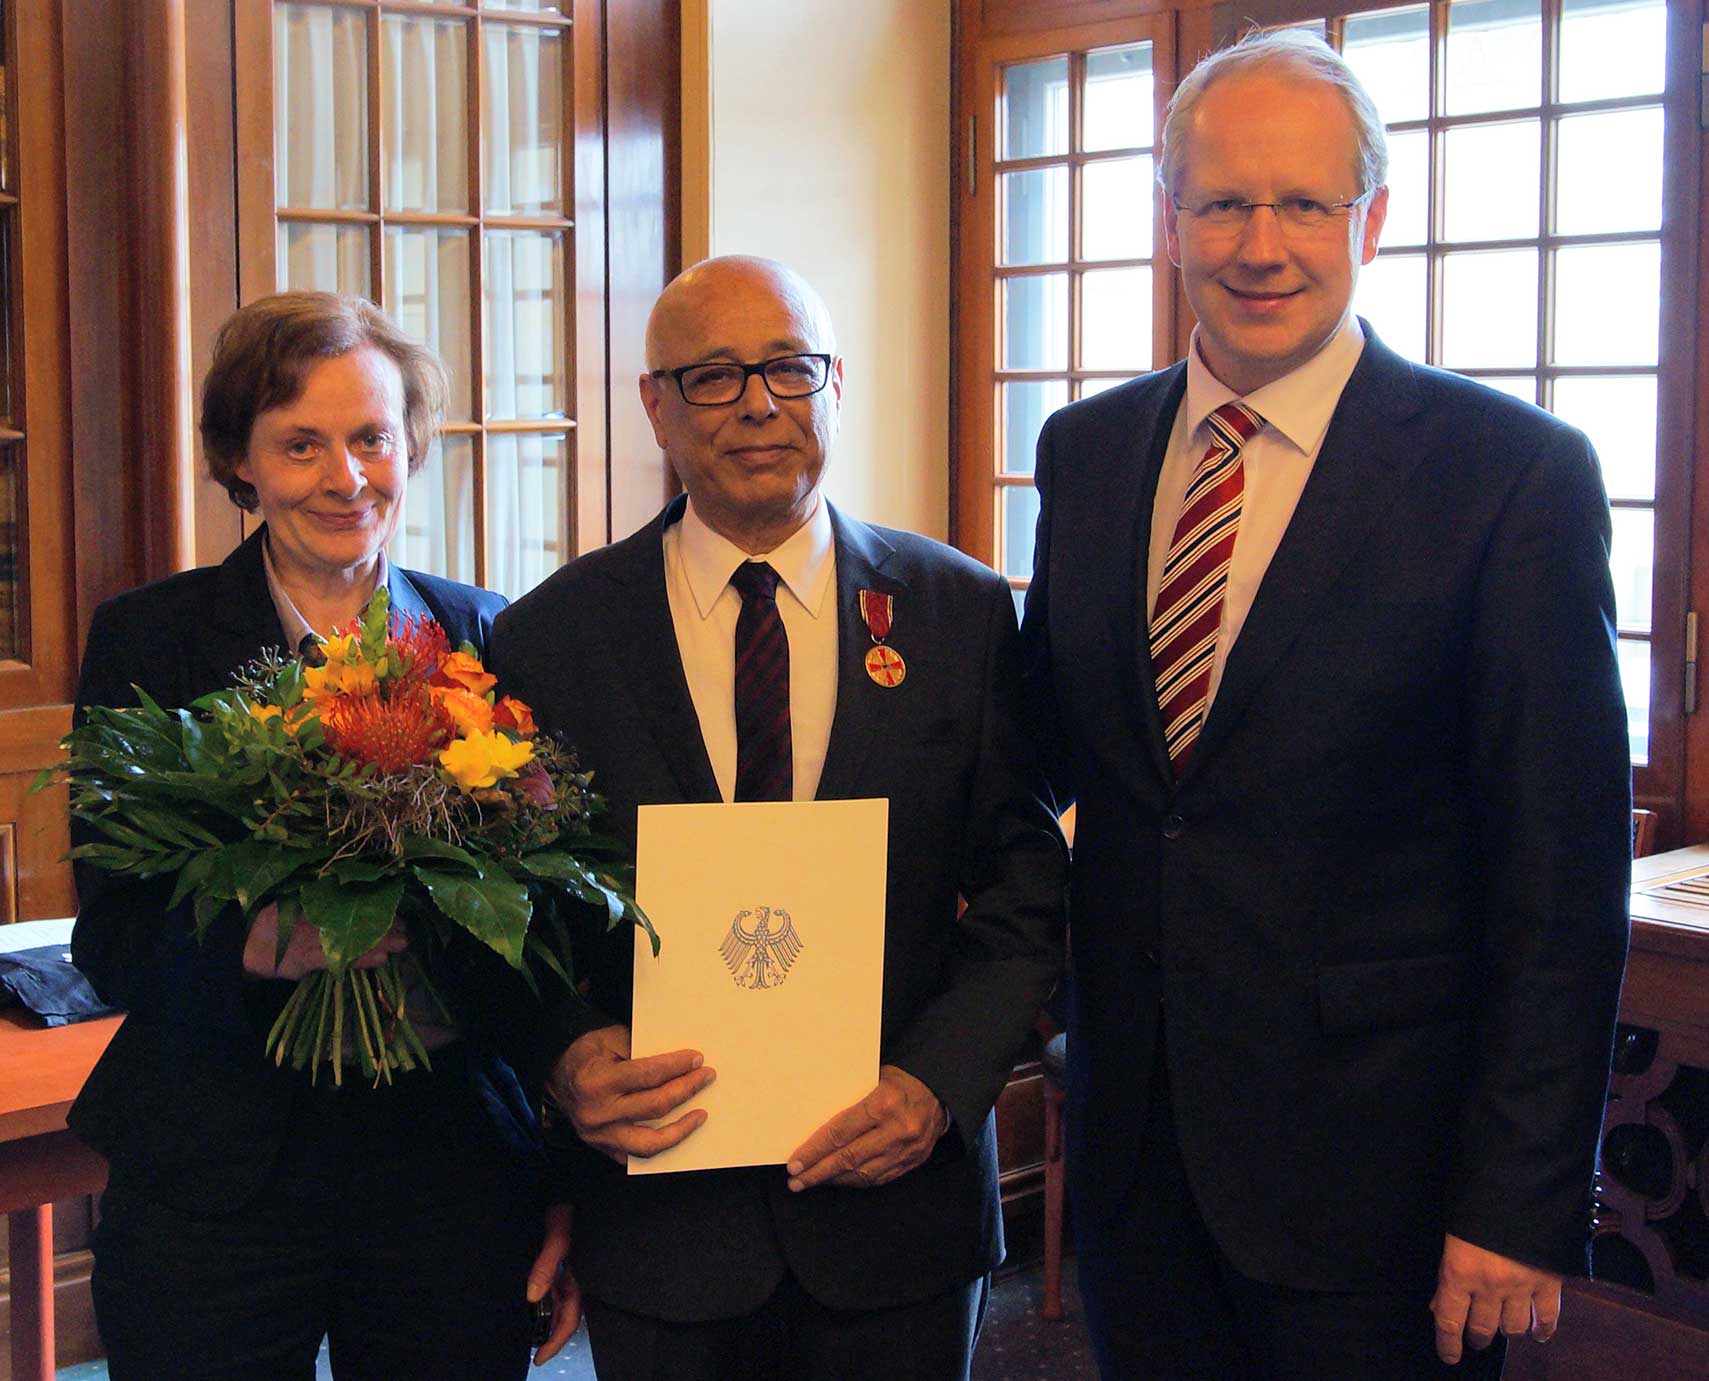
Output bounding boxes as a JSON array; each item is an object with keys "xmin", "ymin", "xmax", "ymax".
[{"xmin": 200, "ymin": 291, "xmax": 449, "ymax": 512}]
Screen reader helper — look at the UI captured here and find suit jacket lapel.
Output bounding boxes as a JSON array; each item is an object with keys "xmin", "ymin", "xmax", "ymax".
[
  {"xmin": 386, "ymin": 564, "xmax": 433, "ymax": 625},
  {"xmin": 594, "ymin": 497, "xmax": 722, "ymax": 804},
  {"xmin": 1188, "ymin": 330, "xmax": 1428, "ymax": 775},
  {"xmin": 1123, "ymin": 367, "xmax": 1189, "ymax": 785},
  {"xmin": 206, "ymin": 527, "xmax": 290, "ymax": 676},
  {"xmin": 815, "ymin": 505, "xmax": 904, "ymax": 802}
]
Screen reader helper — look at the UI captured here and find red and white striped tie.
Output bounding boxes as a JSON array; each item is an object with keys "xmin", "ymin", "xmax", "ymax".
[{"xmin": 1149, "ymin": 400, "xmax": 1264, "ymax": 773}]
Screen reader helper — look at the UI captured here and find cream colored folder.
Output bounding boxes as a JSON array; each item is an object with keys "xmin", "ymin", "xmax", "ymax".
[{"xmin": 629, "ymin": 798, "xmax": 888, "ymax": 1174}]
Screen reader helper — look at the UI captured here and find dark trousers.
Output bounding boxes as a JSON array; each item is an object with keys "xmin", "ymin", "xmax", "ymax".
[
  {"xmin": 91, "ymin": 1050, "xmax": 540, "ymax": 1381},
  {"xmin": 1076, "ymin": 1045, "xmax": 1506, "ymax": 1381},
  {"xmin": 582, "ymin": 1270, "xmax": 990, "ymax": 1381}
]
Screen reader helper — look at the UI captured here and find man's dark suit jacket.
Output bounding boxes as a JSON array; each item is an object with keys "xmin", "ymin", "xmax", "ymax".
[
  {"xmin": 1022, "ymin": 326, "xmax": 1632, "ymax": 1291},
  {"xmin": 68, "ymin": 528, "xmax": 565, "ymax": 1212},
  {"xmin": 488, "ymin": 496, "xmax": 1065, "ymax": 1322}
]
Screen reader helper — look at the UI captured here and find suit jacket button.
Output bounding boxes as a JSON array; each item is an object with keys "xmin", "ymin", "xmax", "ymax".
[{"xmin": 1162, "ymin": 813, "xmax": 1184, "ymax": 839}]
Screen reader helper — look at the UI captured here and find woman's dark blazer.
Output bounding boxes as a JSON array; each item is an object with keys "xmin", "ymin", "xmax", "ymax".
[{"xmin": 67, "ymin": 527, "xmax": 577, "ymax": 1213}]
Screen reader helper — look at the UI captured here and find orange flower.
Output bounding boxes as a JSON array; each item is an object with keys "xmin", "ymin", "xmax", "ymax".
[
  {"xmin": 390, "ymin": 615, "xmax": 451, "ymax": 684},
  {"xmin": 434, "ymin": 651, "xmax": 496, "ymax": 696},
  {"xmin": 431, "ymin": 685, "xmax": 495, "ymax": 737},
  {"xmin": 322, "ymin": 686, "xmax": 450, "ymax": 774},
  {"xmin": 493, "ymin": 696, "xmax": 536, "ymax": 737}
]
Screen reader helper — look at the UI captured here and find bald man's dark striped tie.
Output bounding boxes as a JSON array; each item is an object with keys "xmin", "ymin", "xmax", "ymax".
[{"xmin": 731, "ymin": 561, "xmax": 792, "ymax": 802}]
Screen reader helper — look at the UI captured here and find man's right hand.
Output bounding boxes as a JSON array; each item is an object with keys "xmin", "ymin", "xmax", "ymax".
[{"xmin": 546, "ymin": 1025, "xmax": 714, "ymax": 1164}]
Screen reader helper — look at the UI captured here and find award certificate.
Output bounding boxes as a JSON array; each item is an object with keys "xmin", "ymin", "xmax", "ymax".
[{"xmin": 629, "ymin": 798, "xmax": 888, "ymax": 1174}]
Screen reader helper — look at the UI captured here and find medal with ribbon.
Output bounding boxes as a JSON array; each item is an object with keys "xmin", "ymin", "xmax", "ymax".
[{"xmin": 858, "ymin": 589, "xmax": 906, "ymax": 687}]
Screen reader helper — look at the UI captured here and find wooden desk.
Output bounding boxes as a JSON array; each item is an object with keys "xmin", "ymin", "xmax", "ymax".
[
  {"xmin": 1507, "ymin": 846, "xmax": 1709, "ymax": 1378},
  {"xmin": 0, "ymin": 925, "xmax": 117, "ymax": 1381}
]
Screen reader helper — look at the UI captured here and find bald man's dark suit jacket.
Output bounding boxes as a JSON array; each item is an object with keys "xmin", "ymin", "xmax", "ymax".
[
  {"xmin": 1022, "ymin": 326, "xmax": 1631, "ymax": 1290},
  {"xmin": 488, "ymin": 496, "xmax": 1065, "ymax": 1320}
]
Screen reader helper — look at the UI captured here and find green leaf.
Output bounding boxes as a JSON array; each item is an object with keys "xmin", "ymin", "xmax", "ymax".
[
  {"xmin": 325, "ymin": 857, "xmax": 393, "ymax": 884},
  {"xmin": 167, "ymin": 850, "xmax": 217, "ymax": 910},
  {"xmin": 412, "ymin": 866, "xmax": 530, "ymax": 968},
  {"xmin": 300, "ymin": 875, "xmax": 404, "ymax": 978},
  {"xmin": 399, "ymin": 837, "xmax": 485, "ymax": 874}
]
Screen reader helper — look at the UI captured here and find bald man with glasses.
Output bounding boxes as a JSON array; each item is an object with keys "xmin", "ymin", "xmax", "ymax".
[{"xmin": 490, "ymin": 255, "xmax": 1065, "ymax": 1380}]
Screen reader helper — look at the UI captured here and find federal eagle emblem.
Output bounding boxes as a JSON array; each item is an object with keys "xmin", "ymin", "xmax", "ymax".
[{"xmin": 718, "ymin": 906, "xmax": 804, "ymax": 990}]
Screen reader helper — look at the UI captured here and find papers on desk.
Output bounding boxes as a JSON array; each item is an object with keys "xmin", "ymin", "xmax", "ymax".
[{"xmin": 629, "ymin": 798, "xmax": 888, "ymax": 1175}]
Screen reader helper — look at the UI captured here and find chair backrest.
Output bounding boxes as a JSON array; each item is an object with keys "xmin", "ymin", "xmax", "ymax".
[{"xmin": 1632, "ymin": 808, "xmax": 1659, "ymax": 859}]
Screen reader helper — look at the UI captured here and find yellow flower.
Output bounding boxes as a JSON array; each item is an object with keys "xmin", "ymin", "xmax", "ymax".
[
  {"xmin": 303, "ymin": 656, "xmax": 379, "ymax": 701},
  {"xmin": 434, "ymin": 650, "xmax": 497, "ymax": 696},
  {"xmin": 431, "ymin": 685, "xmax": 495, "ymax": 737},
  {"xmin": 439, "ymin": 729, "xmax": 535, "ymax": 791},
  {"xmin": 249, "ymin": 704, "xmax": 283, "ymax": 723}
]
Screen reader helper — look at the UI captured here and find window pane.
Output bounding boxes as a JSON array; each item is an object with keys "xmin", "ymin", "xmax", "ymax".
[
  {"xmin": 1078, "ymin": 377, "xmax": 1132, "ymax": 399},
  {"xmin": 482, "ymin": 24, "xmax": 563, "ymax": 216},
  {"xmin": 394, "ymin": 435, "xmax": 475, "ymax": 585},
  {"xmin": 1082, "ymin": 157, "xmax": 1153, "ymax": 261},
  {"xmin": 1080, "ymin": 267, "xmax": 1152, "ymax": 371},
  {"xmin": 1441, "ymin": 249, "xmax": 1538, "ymax": 367},
  {"xmin": 1610, "ymin": 507, "xmax": 1653, "ymax": 633},
  {"xmin": 1480, "ymin": 375, "xmax": 1540, "ymax": 404},
  {"xmin": 1560, "ymin": 0, "xmax": 1666, "ymax": 103},
  {"xmin": 0, "ymin": 443, "xmax": 19, "ymax": 660},
  {"xmin": 483, "ymin": 1, "xmax": 565, "ymax": 12},
  {"xmin": 1381, "ymin": 129, "xmax": 1429, "ymax": 248},
  {"xmin": 385, "ymin": 227, "xmax": 473, "ymax": 419},
  {"xmin": 1003, "ymin": 274, "xmax": 1067, "ymax": 371},
  {"xmin": 1445, "ymin": 0, "xmax": 1542, "ymax": 116},
  {"xmin": 1355, "ymin": 253, "xmax": 1427, "ymax": 361},
  {"xmin": 1003, "ymin": 381, "xmax": 1068, "ymax": 476},
  {"xmin": 1554, "ymin": 242, "xmax": 1660, "ymax": 366},
  {"xmin": 1003, "ymin": 58, "xmax": 1069, "ymax": 160},
  {"xmin": 1552, "ymin": 375, "xmax": 1657, "ymax": 501},
  {"xmin": 1343, "ymin": 5, "xmax": 1430, "ymax": 125},
  {"xmin": 275, "ymin": 4, "xmax": 368, "ymax": 210},
  {"xmin": 1617, "ymin": 637, "xmax": 1651, "ymax": 763},
  {"xmin": 483, "ymin": 231, "xmax": 568, "ymax": 419},
  {"xmin": 383, "ymin": 14, "xmax": 468, "ymax": 214},
  {"xmin": 1442, "ymin": 121, "xmax": 1539, "ymax": 241},
  {"xmin": 1556, "ymin": 108, "xmax": 1663, "ymax": 236},
  {"xmin": 1002, "ymin": 168, "xmax": 1068, "ymax": 267},
  {"xmin": 277, "ymin": 223, "xmax": 370, "ymax": 295},
  {"xmin": 1000, "ymin": 484, "xmax": 1040, "ymax": 580},
  {"xmin": 1083, "ymin": 44, "xmax": 1153, "ymax": 152},
  {"xmin": 487, "ymin": 433, "xmax": 568, "ymax": 598}
]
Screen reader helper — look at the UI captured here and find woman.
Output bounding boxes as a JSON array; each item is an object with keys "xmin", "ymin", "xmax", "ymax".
[{"xmin": 69, "ymin": 292, "xmax": 576, "ymax": 1379}]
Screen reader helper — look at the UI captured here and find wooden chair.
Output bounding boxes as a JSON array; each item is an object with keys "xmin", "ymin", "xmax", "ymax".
[{"xmin": 1631, "ymin": 807, "xmax": 1658, "ymax": 859}]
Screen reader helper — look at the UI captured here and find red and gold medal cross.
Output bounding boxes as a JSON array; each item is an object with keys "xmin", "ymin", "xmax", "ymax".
[{"xmin": 859, "ymin": 589, "xmax": 906, "ymax": 687}]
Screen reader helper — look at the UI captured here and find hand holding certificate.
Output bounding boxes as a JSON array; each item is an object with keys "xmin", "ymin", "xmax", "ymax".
[{"xmin": 629, "ymin": 798, "xmax": 890, "ymax": 1175}]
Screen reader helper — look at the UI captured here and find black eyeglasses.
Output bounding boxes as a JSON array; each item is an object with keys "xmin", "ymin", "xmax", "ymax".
[{"xmin": 650, "ymin": 353, "xmax": 833, "ymax": 407}]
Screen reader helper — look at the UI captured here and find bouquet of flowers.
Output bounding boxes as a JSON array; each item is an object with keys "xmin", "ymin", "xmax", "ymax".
[{"xmin": 43, "ymin": 589, "xmax": 652, "ymax": 1086}]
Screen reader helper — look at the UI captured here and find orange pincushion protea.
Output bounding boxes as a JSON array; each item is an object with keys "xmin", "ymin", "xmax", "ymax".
[
  {"xmin": 321, "ymin": 685, "xmax": 451, "ymax": 775},
  {"xmin": 386, "ymin": 615, "xmax": 452, "ymax": 686}
]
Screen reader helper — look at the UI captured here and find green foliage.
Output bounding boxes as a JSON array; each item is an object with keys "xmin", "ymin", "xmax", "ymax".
[{"xmin": 45, "ymin": 600, "xmax": 655, "ymax": 1086}]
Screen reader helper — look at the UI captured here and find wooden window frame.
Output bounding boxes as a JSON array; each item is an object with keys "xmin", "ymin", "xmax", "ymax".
[
  {"xmin": 233, "ymin": 0, "xmax": 611, "ymax": 578},
  {"xmin": 953, "ymin": 8, "xmax": 1180, "ymax": 578}
]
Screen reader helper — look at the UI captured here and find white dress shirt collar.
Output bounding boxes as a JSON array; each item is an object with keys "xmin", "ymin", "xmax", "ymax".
[
  {"xmin": 677, "ymin": 494, "xmax": 837, "ymax": 621},
  {"xmin": 261, "ymin": 530, "xmax": 390, "ymax": 650},
  {"xmin": 1182, "ymin": 312, "xmax": 1366, "ymax": 457}
]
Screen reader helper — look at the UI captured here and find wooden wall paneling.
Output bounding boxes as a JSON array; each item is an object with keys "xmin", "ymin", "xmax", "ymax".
[
  {"xmin": 187, "ymin": 0, "xmax": 246, "ymax": 570},
  {"xmin": 233, "ymin": 0, "xmax": 278, "ymax": 306},
  {"xmin": 602, "ymin": 0, "xmax": 680, "ymax": 543},
  {"xmin": 126, "ymin": 3, "xmax": 196, "ymax": 581},
  {"xmin": 62, "ymin": 0, "xmax": 143, "ymax": 653},
  {"xmin": 572, "ymin": 0, "xmax": 611, "ymax": 556},
  {"xmin": 978, "ymin": 0, "xmax": 1188, "ymax": 37}
]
